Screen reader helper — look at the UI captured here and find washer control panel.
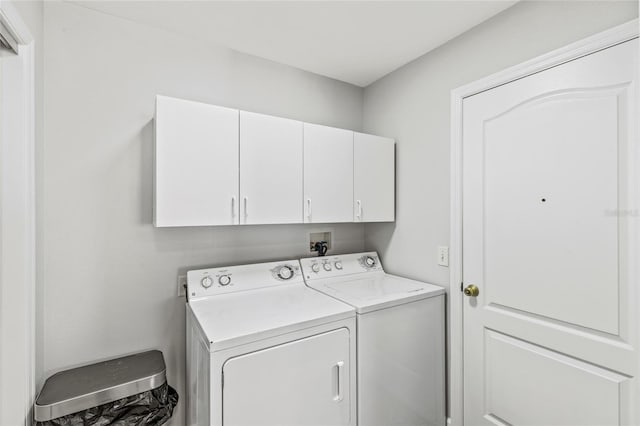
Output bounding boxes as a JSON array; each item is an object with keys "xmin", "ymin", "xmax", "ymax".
[
  {"xmin": 187, "ymin": 260, "xmax": 302, "ymax": 300},
  {"xmin": 300, "ymin": 252, "xmax": 383, "ymax": 280}
]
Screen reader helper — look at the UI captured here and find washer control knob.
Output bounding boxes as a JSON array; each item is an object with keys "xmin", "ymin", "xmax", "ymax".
[
  {"xmin": 278, "ymin": 265, "xmax": 294, "ymax": 280},
  {"xmin": 218, "ymin": 275, "xmax": 231, "ymax": 286},
  {"xmin": 201, "ymin": 276, "xmax": 214, "ymax": 288},
  {"xmin": 323, "ymin": 262, "xmax": 332, "ymax": 271},
  {"xmin": 311, "ymin": 263, "xmax": 320, "ymax": 273},
  {"xmin": 364, "ymin": 256, "xmax": 376, "ymax": 267},
  {"xmin": 334, "ymin": 261, "xmax": 343, "ymax": 270}
]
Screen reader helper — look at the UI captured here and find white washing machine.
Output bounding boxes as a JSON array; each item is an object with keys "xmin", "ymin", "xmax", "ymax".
[
  {"xmin": 186, "ymin": 259, "xmax": 357, "ymax": 426},
  {"xmin": 300, "ymin": 252, "xmax": 446, "ymax": 426}
]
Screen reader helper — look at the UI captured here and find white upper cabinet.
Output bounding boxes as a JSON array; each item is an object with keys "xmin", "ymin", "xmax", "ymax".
[
  {"xmin": 154, "ymin": 96, "xmax": 395, "ymax": 227},
  {"xmin": 240, "ymin": 111, "xmax": 303, "ymax": 224},
  {"xmin": 354, "ymin": 133, "xmax": 395, "ymax": 222},
  {"xmin": 154, "ymin": 96, "xmax": 239, "ymax": 227},
  {"xmin": 303, "ymin": 123, "xmax": 354, "ymax": 223}
]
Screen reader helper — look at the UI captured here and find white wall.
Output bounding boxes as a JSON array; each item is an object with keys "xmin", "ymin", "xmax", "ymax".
[
  {"xmin": 362, "ymin": 0, "xmax": 638, "ymax": 287},
  {"xmin": 42, "ymin": 2, "xmax": 364, "ymax": 423}
]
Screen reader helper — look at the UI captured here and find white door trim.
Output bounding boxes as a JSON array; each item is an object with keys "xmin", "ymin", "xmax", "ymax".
[
  {"xmin": 0, "ymin": 1, "xmax": 36, "ymax": 425},
  {"xmin": 449, "ymin": 18, "xmax": 639, "ymax": 426}
]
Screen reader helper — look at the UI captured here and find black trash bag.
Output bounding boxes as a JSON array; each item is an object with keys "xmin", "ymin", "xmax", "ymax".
[{"xmin": 36, "ymin": 383, "xmax": 178, "ymax": 426}]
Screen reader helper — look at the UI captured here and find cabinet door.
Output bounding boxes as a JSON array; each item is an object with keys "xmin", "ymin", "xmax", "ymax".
[
  {"xmin": 154, "ymin": 96, "xmax": 239, "ymax": 226},
  {"xmin": 223, "ymin": 328, "xmax": 352, "ymax": 426},
  {"xmin": 354, "ymin": 133, "xmax": 395, "ymax": 222},
  {"xmin": 303, "ymin": 124, "xmax": 354, "ymax": 223},
  {"xmin": 240, "ymin": 112, "xmax": 303, "ymax": 224}
]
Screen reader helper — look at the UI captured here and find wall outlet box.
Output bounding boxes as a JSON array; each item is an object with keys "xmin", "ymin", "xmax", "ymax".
[
  {"xmin": 437, "ymin": 246, "xmax": 449, "ymax": 267},
  {"xmin": 177, "ymin": 275, "xmax": 187, "ymax": 297},
  {"xmin": 310, "ymin": 231, "xmax": 332, "ymax": 252}
]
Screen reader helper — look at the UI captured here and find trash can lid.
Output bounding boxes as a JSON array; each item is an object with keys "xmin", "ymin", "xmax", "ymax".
[{"xmin": 35, "ymin": 350, "xmax": 167, "ymax": 422}]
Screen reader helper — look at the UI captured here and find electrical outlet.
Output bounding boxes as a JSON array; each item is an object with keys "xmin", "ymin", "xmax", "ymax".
[
  {"xmin": 437, "ymin": 246, "xmax": 449, "ymax": 267},
  {"xmin": 177, "ymin": 275, "xmax": 187, "ymax": 297},
  {"xmin": 310, "ymin": 231, "xmax": 332, "ymax": 252}
]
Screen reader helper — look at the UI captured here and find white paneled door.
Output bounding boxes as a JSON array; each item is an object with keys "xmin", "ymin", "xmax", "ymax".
[
  {"xmin": 240, "ymin": 111, "xmax": 303, "ymax": 224},
  {"xmin": 462, "ymin": 39, "xmax": 638, "ymax": 425}
]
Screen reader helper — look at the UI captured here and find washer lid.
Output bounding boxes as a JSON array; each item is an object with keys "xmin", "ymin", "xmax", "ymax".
[
  {"xmin": 189, "ymin": 283, "xmax": 355, "ymax": 352},
  {"xmin": 307, "ymin": 273, "xmax": 445, "ymax": 314}
]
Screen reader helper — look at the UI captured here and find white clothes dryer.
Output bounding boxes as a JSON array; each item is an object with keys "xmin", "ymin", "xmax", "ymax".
[
  {"xmin": 300, "ymin": 252, "xmax": 446, "ymax": 426},
  {"xmin": 186, "ymin": 259, "xmax": 357, "ymax": 426}
]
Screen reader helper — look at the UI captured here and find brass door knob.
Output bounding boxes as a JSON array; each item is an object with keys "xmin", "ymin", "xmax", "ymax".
[{"xmin": 463, "ymin": 284, "xmax": 479, "ymax": 297}]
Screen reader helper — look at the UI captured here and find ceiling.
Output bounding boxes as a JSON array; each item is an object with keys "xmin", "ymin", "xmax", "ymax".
[{"xmin": 71, "ymin": 1, "xmax": 518, "ymax": 87}]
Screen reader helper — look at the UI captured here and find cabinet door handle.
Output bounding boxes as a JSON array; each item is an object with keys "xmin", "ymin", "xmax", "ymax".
[
  {"xmin": 243, "ymin": 197, "xmax": 248, "ymax": 221},
  {"xmin": 356, "ymin": 200, "xmax": 362, "ymax": 220},
  {"xmin": 231, "ymin": 197, "xmax": 236, "ymax": 218},
  {"xmin": 333, "ymin": 361, "xmax": 344, "ymax": 402},
  {"xmin": 307, "ymin": 198, "xmax": 312, "ymax": 219}
]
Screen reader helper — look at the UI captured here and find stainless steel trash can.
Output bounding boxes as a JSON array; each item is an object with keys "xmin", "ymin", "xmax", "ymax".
[{"xmin": 34, "ymin": 350, "xmax": 178, "ymax": 425}]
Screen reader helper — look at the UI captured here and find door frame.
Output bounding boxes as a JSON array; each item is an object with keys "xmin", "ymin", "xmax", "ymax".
[
  {"xmin": 449, "ymin": 19, "xmax": 638, "ymax": 426},
  {"xmin": 0, "ymin": 1, "xmax": 36, "ymax": 425}
]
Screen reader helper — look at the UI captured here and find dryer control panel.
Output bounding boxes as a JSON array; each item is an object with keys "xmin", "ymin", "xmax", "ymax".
[
  {"xmin": 187, "ymin": 260, "xmax": 303, "ymax": 300},
  {"xmin": 300, "ymin": 252, "xmax": 383, "ymax": 281}
]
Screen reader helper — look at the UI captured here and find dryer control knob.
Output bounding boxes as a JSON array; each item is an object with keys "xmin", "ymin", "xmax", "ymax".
[
  {"xmin": 278, "ymin": 265, "xmax": 294, "ymax": 280},
  {"xmin": 364, "ymin": 256, "xmax": 376, "ymax": 267},
  {"xmin": 218, "ymin": 275, "xmax": 231, "ymax": 286},
  {"xmin": 201, "ymin": 276, "xmax": 214, "ymax": 288},
  {"xmin": 323, "ymin": 262, "xmax": 332, "ymax": 271},
  {"xmin": 334, "ymin": 261, "xmax": 343, "ymax": 270},
  {"xmin": 311, "ymin": 264, "xmax": 320, "ymax": 273}
]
